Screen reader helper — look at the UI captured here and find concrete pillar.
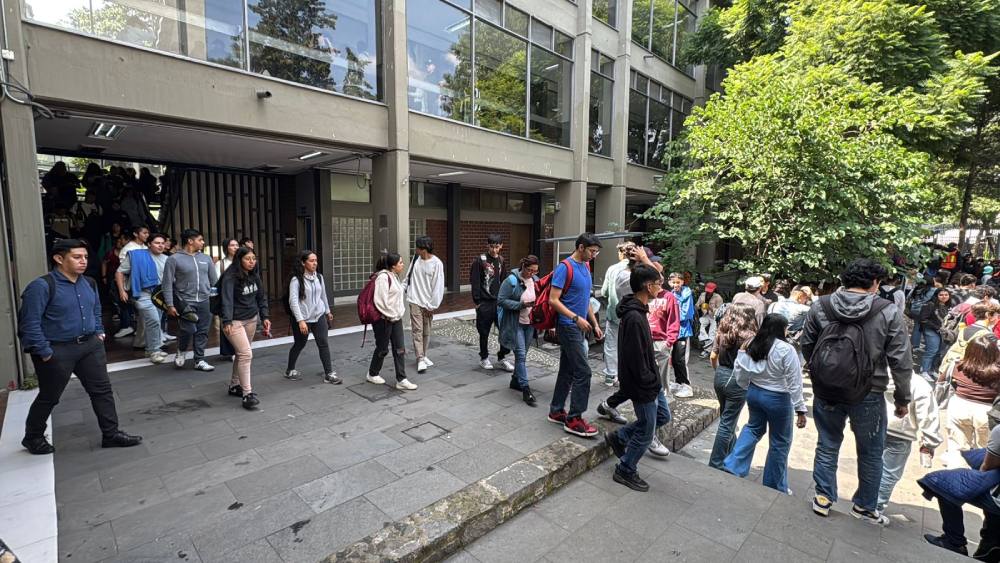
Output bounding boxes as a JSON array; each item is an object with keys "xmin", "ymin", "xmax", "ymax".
[
  {"xmin": 554, "ymin": 181, "xmax": 587, "ymax": 260},
  {"xmin": 593, "ymin": 185, "xmax": 627, "ymax": 281},
  {"xmin": 570, "ymin": 0, "xmax": 593, "ymax": 175},
  {"xmin": 0, "ymin": 0, "xmax": 47, "ymax": 386},
  {"xmin": 446, "ymin": 184, "xmax": 460, "ymax": 291}
]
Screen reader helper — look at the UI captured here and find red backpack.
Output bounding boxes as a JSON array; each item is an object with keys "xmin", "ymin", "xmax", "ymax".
[
  {"xmin": 531, "ymin": 258, "xmax": 584, "ymax": 331},
  {"xmin": 357, "ymin": 271, "xmax": 390, "ymax": 345}
]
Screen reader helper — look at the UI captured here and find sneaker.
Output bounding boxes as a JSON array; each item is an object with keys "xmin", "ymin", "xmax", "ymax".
[
  {"xmin": 162, "ymin": 333, "xmax": 177, "ymax": 342},
  {"xmin": 417, "ymin": 358, "xmax": 428, "ymax": 373},
  {"xmin": 563, "ymin": 416, "xmax": 598, "ymax": 438},
  {"xmin": 324, "ymin": 372, "xmax": 342, "ymax": 385},
  {"xmin": 668, "ymin": 382, "xmax": 681, "ymax": 394},
  {"xmin": 812, "ymin": 495, "xmax": 833, "ymax": 517},
  {"xmin": 396, "ymin": 378, "xmax": 418, "ymax": 391},
  {"xmin": 597, "ymin": 401, "xmax": 628, "ymax": 424},
  {"xmin": 367, "ymin": 374, "xmax": 386, "ymax": 385},
  {"xmin": 173, "ymin": 353, "xmax": 186, "ymax": 368},
  {"xmin": 604, "ymin": 431, "xmax": 625, "ymax": 459},
  {"xmin": 228, "ymin": 385, "xmax": 243, "ymax": 397},
  {"xmin": 648, "ymin": 435, "xmax": 670, "ymax": 457},
  {"xmin": 675, "ymin": 384, "xmax": 694, "ymax": 398},
  {"xmin": 522, "ymin": 387, "xmax": 537, "ymax": 407},
  {"xmin": 613, "ymin": 467, "xmax": 650, "ymax": 492},
  {"xmin": 148, "ymin": 351, "xmax": 168, "ymax": 364},
  {"xmin": 480, "ymin": 358, "xmax": 494, "ymax": 370},
  {"xmin": 851, "ymin": 505, "xmax": 890, "ymax": 526},
  {"xmin": 194, "ymin": 360, "xmax": 215, "ymax": 372},
  {"xmin": 924, "ymin": 534, "xmax": 968, "ymax": 556},
  {"xmin": 423, "ymin": 357, "xmax": 435, "ymax": 367},
  {"xmin": 284, "ymin": 369, "xmax": 302, "ymax": 381},
  {"xmin": 242, "ymin": 393, "xmax": 260, "ymax": 410},
  {"xmin": 114, "ymin": 327, "xmax": 135, "ymax": 339},
  {"xmin": 547, "ymin": 410, "xmax": 568, "ymax": 425},
  {"xmin": 499, "ymin": 359, "xmax": 515, "ymax": 372},
  {"xmin": 699, "ymin": 351, "xmax": 710, "ymax": 359}
]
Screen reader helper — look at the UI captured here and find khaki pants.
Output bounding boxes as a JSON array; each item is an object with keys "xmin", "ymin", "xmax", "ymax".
[
  {"xmin": 944, "ymin": 394, "xmax": 992, "ymax": 466},
  {"xmin": 410, "ymin": 304, "xmax": 434, "ymax": 360},
  {"xmin": 227, "ymin": 316, "xmax": 258, "ymax": 394}
]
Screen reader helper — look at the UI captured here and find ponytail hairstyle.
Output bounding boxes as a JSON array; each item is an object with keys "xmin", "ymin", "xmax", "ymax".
[
  {"xmin": 292, "ymin": 250, "xmax": 317, "ymax": 301},
  {"xmin": 519, "ymin": 254, "xmax": 539, "ymax": 272}
]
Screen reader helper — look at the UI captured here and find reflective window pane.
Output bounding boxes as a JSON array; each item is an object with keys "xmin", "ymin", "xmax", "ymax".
[
  {"xmin": 627, "ymin": 90, "xmax": 647, "ymax": 165},
  {"xmin": 554, "ymin": 31, "xmax": 573, "ymax": 58},
  {"xmin": 589, "ymin": 72, "xmax": 613, "ymax": 156},
  {"xmin": 631, "ymin": 0, "xmax": 651, "ymax": 50},
  {"xmin": 593, "ymin": 0, "xmax": 617, "ymax": 28},
  {"xmin": 248, "ymin": 0, "xmax": 380, "ymax": 100},
  {"xmin": 600, "ymin": 54, "xmax": 615, "ymax": 77},
  {"xmin": 530, "ymin": 21, "xmax": 553, "ymax": 48},
  {"xmin": 474, "ymin": 21, "xmax": 527, "ymax": 136},
  {"xmin": 505, "ymin": 6, "xmax": 529, "ymax": 36},
  {"xmin": 529, "ymin": 46, "xmax": 571, "ymax": 146},
  {"xmin": 650, "ymin": 0, "xmax": 677, "ymax": 62},
  {"xmin": 475, "ymin": 0, "xmax": 502, "ymax": 25},
  {"xmin": 675, "ymin": 5, "xmax": 697, "ymax": 72},
  {"xmin": 407, "ymin": 0, "xmax": 473, "ymax": 122},
  {"xmin": 647, "ymin": 97, "xmax": 670, "ymax": 169}
]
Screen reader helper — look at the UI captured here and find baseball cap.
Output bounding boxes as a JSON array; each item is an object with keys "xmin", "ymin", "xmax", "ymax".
[
  {"xmin": 643, "ymin": 247, "xmax": 661, "ymax": 263},
  {"xmin": 745, "ymin": 276, "xmax": 764, "ymax": 290}
]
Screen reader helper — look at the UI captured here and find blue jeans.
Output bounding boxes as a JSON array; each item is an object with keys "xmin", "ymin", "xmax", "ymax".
[
  {"xmin": 616, "ymin": 392, "xmax": 671, "ymax": 476},
  {"xmin": 920, "ymin": 327, "xmax": 942, "ymax": 374},
  {"xmin": 812, "ymin": 392, "xmax": 887, "ymax": 512},
  {"xmin": 723, "ymin": 384, "xmax": 793, "ymax": 493},
  {"xmin": 134, "ymin": 292, "xmax": 163, "ymax": 353},
  {"xmin": 911, "ymin": 321, "xmax": 923, "ymax": 350},
  {"xmin": 709, "ymin": 366, "xmax": 747, "ymax": 470},
  {"xmin": 877, "ymin": 435, "xmax": 912, "ymax": 512},
  {"xmin": 513, "ymin": 324, "xmax": 534, "ymax": 389},
  {"xmin": 550, "ymin": 324, "xmax": 592, "ymax": 419}
]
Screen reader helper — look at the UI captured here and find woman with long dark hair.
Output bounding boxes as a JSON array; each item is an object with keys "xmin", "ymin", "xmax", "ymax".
[
  {"xmin": 216, "ymin": 238, "xmax": 240, "ymax": 361},
  {"xmin": 285, "ymin": 250, "xmax": 339, "ymax": 383},
  {"xmin": 943, "ymin": 332, "xmax": 1000, "ymax": 464},
  {"xmin": 918, "ymin": 287, "xmax": 956, "ymax": 377},
  {"xmin": 497, "ymin": 255, "xmax": 540, "ymax": 406},
  {"xmin": 367, "ymin": 252, "xmax": 416, "ymax": 390},
  {"xmin": 723, "ymin": 313, "xmax": 807, "ymax": 493},
  {"xmin": 708, "ymin": 303, "xmax": 758, "ymax": 469},
  {"xmin": 221, "ymin": 247, "xmax": 270, "ymax": 409}
]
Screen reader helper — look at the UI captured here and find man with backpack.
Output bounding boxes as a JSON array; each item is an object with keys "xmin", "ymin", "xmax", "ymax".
[
  {"xmin": 547, "ymin": 233, "xmax": 604, "ymax": 437},
  {"xmin": 878, "ymin": 274, "xmax": 906, "ymax": 313},
  {"xmin": 470, "ymin": 234, "xmax": 513, "ymax": 372},
  {"xmin": 17, "ymin": 239, "xmax": 142, "ymax": 454},
  {"xmin": 162, "ymin": 228, "xmax": 218, "ymax": 371},
  {"xmin": 800, "ymin": 258, "xmax": 912, "ymax": 526}
]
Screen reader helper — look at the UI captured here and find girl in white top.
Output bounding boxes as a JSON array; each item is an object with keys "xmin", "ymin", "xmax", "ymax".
[
  {"xmin": 285, "ymin": 250, "xmax": 339, "ymax": 384},
  {"xmin": 367, "ymin": 252, "xmax": 416, "ymax": 390}
]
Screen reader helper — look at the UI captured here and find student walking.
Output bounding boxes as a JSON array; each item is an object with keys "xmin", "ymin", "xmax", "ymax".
[
  {"xmin": 216, "ymin": 238, "xmax": 239, "ymax": 361},
  {"xmin": 18, "ymin": 239, "xmax": 142, "ymax": 454},
  {"xmin": 112, "ymin": 225, "xmax": 149, "ymax": 339},
  {"xmin": 877, "ymin": 376, "xmax": 942, "ymax": 513},
  {"xmin": 916, "ymin": 288, "xmax": 955, "ymax": 377},
  {"xmin": 940, "ymin": 332, "xmax": 1000, "ymax": 467},
  {"xmin": 667, "ymin": 272, "xmax": 695, "ymax": 398},
  {"xmin": 163, "ymin": 228, "xmax": 218, "ymax": 371},
  {"xmin": 600, "ymin": 242, "xmax": 634, "ymax": 386},
  {"xmin": 220, "ymin": 247, "xmax": 270, "ymax": 409},
  {"xmin": 707, "ymin": 303, "xmax": 758, "ymax": 469},
  {"xmin": 497, "ymin": 255, "xmax": 541, "ymax": 406},
  {"xmin": 723, "ymin": 314, "xmax": 807, "ymax": 494},
  {"xmin": 605, "ymin": 265, "xmax": 672, "ymax": 492},
  {"xmin": 470, "ymin": 234, "xmax": 512, "ymax": 371},
  {"xmin": 115, "ymin": 233, "xmax": 169, "ymax": 364},
  {"xmin": 696, "ymin": 281, "xmax": 724, "ymax": 357},
  {"xmin": 285, "ymin": 250, "xmax": 339, "ymax": 384},
  {"xmin": 406, "ymin": 236, "xmax": 445, "ymax": 374},
  {"xmin": 367, "ymin": 253, "xmax": 418, "ymax": 391}
]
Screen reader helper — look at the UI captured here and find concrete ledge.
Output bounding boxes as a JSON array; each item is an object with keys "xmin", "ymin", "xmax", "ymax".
[{"xmin": 328, "ymin": 391, "xmax": 719, "ymax": 562}]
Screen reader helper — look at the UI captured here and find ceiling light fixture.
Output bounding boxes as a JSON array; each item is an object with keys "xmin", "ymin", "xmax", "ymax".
[
  {"xmin": 88, "ymin": 121, "xmax": 126, "ymax": 140},
  {"xmin": 436, "ymin": 171, "xmax": 466, "ymax": 177},
  {"xmin": 296, "ymin": 151, "xmax": 326, "ymax": 161}
]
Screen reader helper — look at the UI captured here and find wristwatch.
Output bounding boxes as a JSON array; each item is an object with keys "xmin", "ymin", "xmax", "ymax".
[{"xmin": 572, "ymin": 314, "xmax": 580, "ymax": 323}]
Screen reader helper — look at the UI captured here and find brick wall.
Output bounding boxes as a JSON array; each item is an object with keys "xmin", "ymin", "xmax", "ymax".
[
  {"xmin": 460, "ymin": 221, "xmax": 512, "ymax": 279},
  {"xmin": 426, "ymin": 218, "xmax": 449, "ymax": 275}
]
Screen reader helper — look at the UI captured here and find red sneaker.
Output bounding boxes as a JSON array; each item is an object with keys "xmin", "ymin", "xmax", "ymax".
[
  {"xmin": 547, "ymin": 410, "xmax": 568, "ymax": 425},
  {"xmin": 563, "ymin": 416, "xmax": 598, "ymax": 437}
]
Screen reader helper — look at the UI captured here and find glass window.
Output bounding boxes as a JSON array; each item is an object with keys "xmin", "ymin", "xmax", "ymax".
[
  {"xmin": 407, "ymin": 0, "xmax": 473, "ymax": 122},
  {"xmin": 248, "ymin": 0, "xmax": 380, "ymax": 100},
  {"xmin": 650, "ymin": 0, "xmax": 677, "ymax": 62},
  {"xmin": 475, "ymin": 0, "xmax": 502, "ymax": 25},
  {"xmin": 675, "ymin": 5, "xmax": 697, "ymax": 72},
  {"xmin": 593, "ymin": 0, "xmax": 617, "ymax": 28},
  {"xmin": 507, "ymin": 193, "xmax": 527, "ymax": 212},
  {"xmin": 589, "ymin": 70, "xmax": 613, "ymax": 156},
  {"xmin": 474, "ymin": 21, "xmax": 527, "ymax": 136},
  {"xmin": 646, "ymin": 97, "xmax": 670, "ymax": 169},
  {"xmin": 627, "ymin": 89, "xmax": 648, "ymax": 165},
  {"xmin": 481, "ymin": 190, "xmax": 506, "ymax": 211},
  {"xmin": 554, "ymin": 31, "xmax": 573, "ymax": 58},
  {"xmin": 505, "ymin": 6, "xmax": 529, "ymax": 36},
  {"xmin": 529, "ymin": 46, "xmax": 571, "ymax": 146},
  {"xmin": 410, "ymin": 182, "xmax": 448, "ymax": 207},
  {"xmin": 599, "ymin": 54, "xmax": 615, "ymax": 77},
  {"xmin": 448, "ymin": 0, "xmax": 472, "ymax": 9},
  {"xmin": 461, "ymin": 188, "xmax": 480, "ymax": 210},
  {"xmin": 631, "ymin": 0, "xmax": 651, "ymax": 49},
  {"xmin": 204, "ymin": 0, "xmax": 247, "ymax": 68},
  {"xmin": 530, "ymin": 21, "xmax": 553, "ymax": 48}
]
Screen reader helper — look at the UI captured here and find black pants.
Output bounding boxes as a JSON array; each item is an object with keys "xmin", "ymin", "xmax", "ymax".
[
  {"xmin": 369, "ymin": 318, "xmax": 406, "ymax": 382},
  {"xmin": 476, "ymin": 301, "xmax": 509, "ymax": 360},
  {"xmin": 671, "ymin": 337, "xmax": 690, "ymax": 385},
  {"xmin": 25, "ymin": 337, "xmax": 119, "ymax": 440},
  {"xmin": 287, "ymin": 317, "xmax": 332, "ymax": 374}
]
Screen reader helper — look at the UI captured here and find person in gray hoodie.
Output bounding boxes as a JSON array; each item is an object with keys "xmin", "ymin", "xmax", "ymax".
[
  {"xmin": 162, "ymin": 228, "xmax": 218, "ymax": 371},
  {"xmin": 800, "ymin": 258, "xmax": 912, "ymax": 526}
]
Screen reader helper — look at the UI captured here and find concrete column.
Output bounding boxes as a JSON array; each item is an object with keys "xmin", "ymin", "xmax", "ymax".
[
  {"xmin": 553, "ymin": 181, "xmax": 586, "ymax": 260},
  {"xmin": 446, "ymin": 184, "xmax": 460, "ymax": 291},
  {"xmin": 0, "ymin": 0, "xmax": 47, "ymax": 386},
  {"xmin": 593, "ymin": 185, "xmax": 626, "ymax": 281},
  {"xmin": 570, "ymin": 0, "xmax": 593, "ymax": 177}
]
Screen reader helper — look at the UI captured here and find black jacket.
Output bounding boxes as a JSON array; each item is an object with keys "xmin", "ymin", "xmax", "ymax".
[
  {"xmin": 616, "ymin": 295, "xmax": 662, "ymax": 403},
  {"xmin": 470, "ymin": 253, "xmax": 505, "ymax": 304},
  {"xmin": 221, "ymin": 271, "xmax": 269, "ymax": 324}
]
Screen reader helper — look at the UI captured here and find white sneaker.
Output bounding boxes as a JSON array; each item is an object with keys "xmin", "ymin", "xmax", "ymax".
[
  {"xmin": 423, "ymin": 357, "xmax": 434, "ymax": 367},
  {"xmin": 114, "ymin": 327, "xmax": 134, "ymax": 339},
  {"xmin": 367, "ymin": 374, "xmax": 386, "ymax": 385},
  {"xmin": 149, "ymin": 351, "xmax": 168, "ymax": 364},
  {"xmin": 162, "ymin": 333, "xmax": 177, "ymax": 342},
  {"xmin": 173, "ymin": 353, "xmax": 185, "ymax": 368},
  {"xmin": 417, "ymin": 358, "xmax": 428, "ymax": 373},
  {"xmin": 396, "ymin": 378, "xmax": 418, "ymax": 391},
  {"xmin": 668, "ymin": 382, "xmax": 681, "ymax": 394},
  {"xmin": 480, "ymin": 358, "xmax": 494, "ymax": 370},
  {"xmin": 675, "ymin": 384, "xmax": 694, "ymax": 398},
  {"xmin": 499, "ymin": 359, "xmax": 515, "ymax": 372},
  {"xmin": 648, "ymin": 436, "xmax": 670, "ymax": 457},
  {"xmin": 194, "ymin": 360, "xmax": 215, "ymax": 372}
]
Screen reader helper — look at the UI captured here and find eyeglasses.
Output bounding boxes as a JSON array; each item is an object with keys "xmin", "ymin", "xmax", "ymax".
[{"xmin": 587, "ymin": 248, "xmax": 601, "ymax": 257}]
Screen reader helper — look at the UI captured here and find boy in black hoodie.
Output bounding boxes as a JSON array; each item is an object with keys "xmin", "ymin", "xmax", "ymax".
[{"xmin": 606, "ymin": 265, "xmax": 672, "ymax": 492}]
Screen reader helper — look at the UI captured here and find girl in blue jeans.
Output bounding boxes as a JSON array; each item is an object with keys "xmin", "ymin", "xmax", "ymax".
[
  {"xmin": 917, "ymin": 287, "xmax": 954, "ymax": 376},
  {"xmin": 708, "ymin": 303, "xmax": 759, "ymax": 470},
  {"xmin": 497, "ymin": 255, "xmax": 540, "ymax": 407},
  {"xmin": 723, "ymin": 314, "xmax": 808, "ymax": 494}
]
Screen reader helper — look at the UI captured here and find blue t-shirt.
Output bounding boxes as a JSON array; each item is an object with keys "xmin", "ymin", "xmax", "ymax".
[{"xmin": 552, "ymin": 258, "xmax": 592, "ymax": 325}]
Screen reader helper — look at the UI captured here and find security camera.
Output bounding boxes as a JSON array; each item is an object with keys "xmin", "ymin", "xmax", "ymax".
[{"xmin": 255, "ymin": 89, "xmax": 272, "ymax": 99}]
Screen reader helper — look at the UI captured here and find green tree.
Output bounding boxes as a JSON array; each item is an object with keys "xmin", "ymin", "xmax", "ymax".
[
  {"xmin": 248, "ymin": 0, "xmax": 338, "ymax": 91},
  {"xmin": 67, "ymin": 3, "xmax": 159, "ymax": 46},
  {"xmin": 679, "ymin": 0, "xmax": 789, "ymax": 68}
]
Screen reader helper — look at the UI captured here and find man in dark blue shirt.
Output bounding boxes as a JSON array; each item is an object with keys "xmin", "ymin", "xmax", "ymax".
[{"xmin": 17, "ymin": 239, "xmax": 142, "ymax": 455}]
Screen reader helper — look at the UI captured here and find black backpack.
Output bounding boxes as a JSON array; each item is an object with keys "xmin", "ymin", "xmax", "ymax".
[
  {"xmin": 808, "ymin": 296, "xmax": 890, "ymax": 406},
  {"xmin": 877, "ymin": 286, "xmax": 899, "ymax": 302}
]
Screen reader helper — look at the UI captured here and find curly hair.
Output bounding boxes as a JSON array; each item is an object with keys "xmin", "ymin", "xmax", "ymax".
[
  {"xmin": 839, "ymin": 259, "xmax": 888, "ymax": 290},
  {"xmin": 715, "ymin": 303, "xmax": 758, "ymax": 352},
  {"xmin": 957, "ymin": 333, "xmax": 1000, "ymax": 391}
]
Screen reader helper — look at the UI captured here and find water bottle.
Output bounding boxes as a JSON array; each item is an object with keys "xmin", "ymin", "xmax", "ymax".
[{"xmin": 920, "ymin": 450, "xmax": 933, "ymax": 468}]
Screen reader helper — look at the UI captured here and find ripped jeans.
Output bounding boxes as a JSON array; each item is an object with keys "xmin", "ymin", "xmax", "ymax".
[{"xmin": 369, "ymin": 318, "xmax": 406, "ymax": 382}]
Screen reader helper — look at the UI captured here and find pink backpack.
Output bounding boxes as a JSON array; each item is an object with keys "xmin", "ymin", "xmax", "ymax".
[{"xmin": 357, "ymin": 271, "xmax": 390, "ymax": 345}]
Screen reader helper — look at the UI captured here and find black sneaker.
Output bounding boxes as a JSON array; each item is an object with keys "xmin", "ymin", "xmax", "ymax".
[
  {"xmin": 604, "ymin": 431, "xmax": 625, "ymax": 459},
  {"xmin": 101, "ymin": 431, "xmax": 143, "ymax": 448},
  {"xmin": 21, "ymin": 436, "xmax": 55, "ymax": 455},
  {"xmin": 228, "ymin": 384, "xmax": 242, "ymax": 397},
  {"xmin": 597, "ymin": 401, "xmax": 628, "ymax": 424},
  {"xmin": 924, "ymin": 534, "xmax": 968, "ymax": 556},
  {"xmin": 613, "ymin": 467, "xmax": 650, "ymax": 492},
  {"xmin": 522, "ymin": 387, "xmax": 537, "ymax": 407},
  {"xmin": 242, "ymin": 393, "xmax": 260, "ymax": 410}
]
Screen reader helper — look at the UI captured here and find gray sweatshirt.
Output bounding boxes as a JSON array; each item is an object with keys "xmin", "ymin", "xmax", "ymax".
[
  {"xmin": 288, "ymin": 273, "xmax": 331, "ymax": 323},
  {"xmin": 162, "ymin": 250, "xmax": 218, "ymax": 306}
]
